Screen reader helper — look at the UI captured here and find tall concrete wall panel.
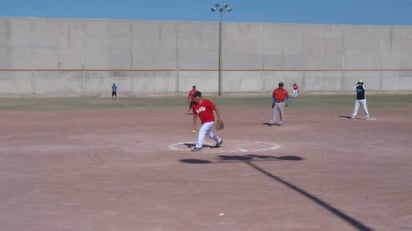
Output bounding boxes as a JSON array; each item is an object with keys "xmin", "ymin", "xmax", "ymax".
[
  {"xmin": 304, "ymin": 72, "xmax": 343, "ymax": 91},
  {"xmin": 0, "ymin": 71, "xmax": 33, "ymax": 95},
  {"xmin": 382, "ymin": 71, "xmax": 412, "ymax": 91},
  {"xmin": 0, "ymin": 17, "xmax": 412, "ymax": 96},
  {"xmin": 177, "ymin": 71, "xmax": 217, "ymax": 93},
  {"xmin": 302, "ymin": 25, "xmax": 344, "ymax": 69},
  {"xmin": 342, "ymin": 71, "xmax": 380, "ymax": 91},
  {"xmin": 131, "ymin": 72, "xmax": 177, "ymax": 94},
  {"xmin": 31, "ymin": 71, "xmax": 82, "ymax": 96},
  {"xmin": 223, "ymin": 71, "xmax": 263, "ymax": 92},
  {"xmin": 262, "ymin": 71, "xmax": 303, "ymax": 92},
  {"xmin": 176, "ymin": 23, "xmax": 217, "ymax": 69}
]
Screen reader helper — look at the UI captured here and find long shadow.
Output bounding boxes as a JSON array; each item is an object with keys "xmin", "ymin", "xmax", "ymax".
[
  {"xmin": 180, "ymin": 154, "xmax": 373, "ymax": 231},
  {"xmin": 245, "ymin": 161, "xmax": 373, "ymax": 231},
  {"xmin": 180, "ymin": 154, "xmax": 303, "ymax": 164}
]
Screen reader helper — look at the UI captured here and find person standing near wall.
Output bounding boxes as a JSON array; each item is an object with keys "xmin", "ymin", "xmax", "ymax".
[
  {"xmin": 187, "ymin": 85, "xmax": 197, "ymax": 114},
  {"xmin": 112, "ymin": 83, "xmax": 118, "ymax": 100},
  {"xmin": 351, "ymin": 80, "xmax": 370, "ymax": 119},
  {"xmin": 292, "ymin": 83, "xmax": 299, "ymax": 98},
  {"xmin": 269, "ymin": 82, "xmax": 289, "ymax": 126}
]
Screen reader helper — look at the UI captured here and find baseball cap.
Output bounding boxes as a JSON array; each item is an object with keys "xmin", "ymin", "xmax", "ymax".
[
  {"xmin": 193, "ymin": 91, "xmax": 202, "ymax": 97},
  {"xmin": 192, "ymin": 85, "xmax": 196, "ymax": 88},
  {"xmin": 278, "ymin": 81, "xmax": 284, "ymax": 86}
]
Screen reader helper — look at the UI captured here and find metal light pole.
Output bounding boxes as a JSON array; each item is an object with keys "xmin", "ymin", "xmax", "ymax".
[{"xmin": 211, "ymin": 3, "xmax": 232, "ymax": 96}]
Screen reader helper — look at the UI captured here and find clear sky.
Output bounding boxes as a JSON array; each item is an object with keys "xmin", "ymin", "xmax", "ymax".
[{"xmin": 1, "ymin": 0, "xmax": 412, "ymax": 25}]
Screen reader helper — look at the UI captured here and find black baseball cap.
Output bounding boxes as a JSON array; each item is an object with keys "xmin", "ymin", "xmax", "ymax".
[{"xmin": 193, "ymin": 91, "xmax": 202, "ymax": 97}]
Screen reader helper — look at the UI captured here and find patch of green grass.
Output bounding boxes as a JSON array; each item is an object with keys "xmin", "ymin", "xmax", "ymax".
[
  {"xmin": 0, "ymin": 96, "xmax": 193, "ymax": 111},
  {"xmin": 211, "ymin": 94, "xmax": 412, "ymax": 110},
  {"xmin": 0, "ymin": 94, "xmax": 410, "ymax": 111}
]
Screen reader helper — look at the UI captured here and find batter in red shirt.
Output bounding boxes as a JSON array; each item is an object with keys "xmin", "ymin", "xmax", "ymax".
[{"xmin": 191, "ymin": 91, "xmax": 223, "ymax": 152}]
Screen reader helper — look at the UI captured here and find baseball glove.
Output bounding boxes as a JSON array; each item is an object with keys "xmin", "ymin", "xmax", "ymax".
[{"xmin": 215, "ymin": 119, "xmax": 225, "ymax": 130}]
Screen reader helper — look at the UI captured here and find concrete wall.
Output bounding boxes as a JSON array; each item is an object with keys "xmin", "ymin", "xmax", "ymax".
[{"xmin": 1, "ymin": 17, "xmax": 412, "ymax": 96}]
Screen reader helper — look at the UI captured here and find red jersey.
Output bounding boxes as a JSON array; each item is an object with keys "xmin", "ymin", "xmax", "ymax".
[
  {"xmin": 188, "ymin": 89, "xmax": 197, "ymax": 102},
  {"xmin": 272, "ymin": 87, "xmax": 289, "ymax": 102},
  {"xmin": 192, "ymin": 99, "xmax": 216, "ymax": 124}
]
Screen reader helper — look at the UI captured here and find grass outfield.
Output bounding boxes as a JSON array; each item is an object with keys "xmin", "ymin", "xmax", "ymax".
[{"xmin": 0, "ymin": 94, "xmax": 411, "ymax": 111}]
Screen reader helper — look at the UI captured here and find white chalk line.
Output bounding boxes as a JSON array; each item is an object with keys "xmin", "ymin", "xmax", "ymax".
[{"xmin": 168, "ymin": 140, "xmax": 280, "ymax": 153}]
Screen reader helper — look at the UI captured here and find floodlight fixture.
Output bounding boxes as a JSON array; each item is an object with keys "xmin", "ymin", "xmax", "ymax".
[{"xmin": 210, "ymin": 3, "xmax": 232, "ymax": 96}]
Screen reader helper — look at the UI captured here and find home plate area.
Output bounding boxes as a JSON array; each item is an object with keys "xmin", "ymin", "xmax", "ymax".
[{"xmin": 168, "ymin": 140, "xmax": 280, "ymax": 153}]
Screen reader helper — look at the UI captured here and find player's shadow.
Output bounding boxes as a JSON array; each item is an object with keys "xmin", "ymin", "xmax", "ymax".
[
  {"xmin": 179, "ymin": 154, "xmax": 373, "ymax": 231},
  {"xmin": 338, "ymin": 115, "xmax": 366, "ymax": 120},
  {"xmin": 262, "ymin": 122, "xmax": 282, "ymax": 127},
  {"xmin": 183, "ymin": 143, "xmax": 221, "ymax": 149}
]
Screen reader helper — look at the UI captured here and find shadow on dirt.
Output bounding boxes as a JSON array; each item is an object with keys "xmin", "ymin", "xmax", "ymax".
[
  {"xmin": 182, "ymin": 143, "xmax": 221, "ymax": 149},
  {"xmin": 180, "ymin": 154, "xmax": 302, "ymax": 164},
  {"xmin": 338, "ymin": 115, "xmax": 368, "ymax": 121},
  {"xmin": 180, "ymin": 154, "xmax": 373, "ymax": 231},
  {"xmin": 262, "ymin": 122, "xmax": 282, "ymax": 126}
]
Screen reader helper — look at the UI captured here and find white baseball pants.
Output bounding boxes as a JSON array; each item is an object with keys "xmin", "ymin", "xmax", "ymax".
[
  {"xmin": 195, "ymin": 121, "xmax": 222, "ymax": 149},
  {"xmin": 270, "ymin": 102, "xmax": 285, "ymax": 124},
  {"xmin": 352, "ymin": 99, "xmax": 370, "ymax": 118},
  {"xmin": 292, "ymin": 90, "xmax": 298, "ymax": 98}
]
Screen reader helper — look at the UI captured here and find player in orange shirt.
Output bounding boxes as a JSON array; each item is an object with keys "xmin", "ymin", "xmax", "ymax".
[{"xmin": 269, "ymin": 82, "xmax": 289, "ymax": 126}]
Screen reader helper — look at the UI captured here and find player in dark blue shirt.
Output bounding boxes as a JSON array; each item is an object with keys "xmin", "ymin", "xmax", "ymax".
[{"xmin": 351, "ymin": 80, "xmax": 370, "ymax": 119}]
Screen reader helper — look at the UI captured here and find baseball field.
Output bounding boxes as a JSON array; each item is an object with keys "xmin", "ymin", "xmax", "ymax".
[{"xmin": 0, "ymin": 94, "xmax": 411, "ymax": 231}]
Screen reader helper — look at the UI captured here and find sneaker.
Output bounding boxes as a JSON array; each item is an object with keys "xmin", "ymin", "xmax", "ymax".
[
  {"xmin": 215, "ymin": 140, "xmax": 223, "ymax": 147},
  {"xmin": 191, "ymin": 147, "xmax": 202, "ymax": 152}
]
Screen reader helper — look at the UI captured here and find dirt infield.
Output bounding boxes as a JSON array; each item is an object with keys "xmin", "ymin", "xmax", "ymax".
[{"xmin": 0, "ymin": 97, "xmax": 411, "ymax": 231}]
